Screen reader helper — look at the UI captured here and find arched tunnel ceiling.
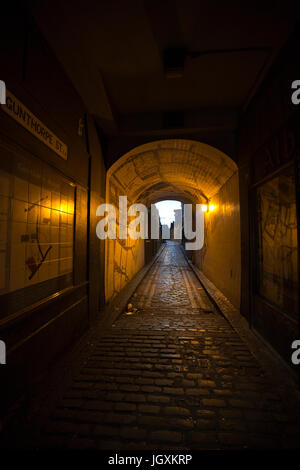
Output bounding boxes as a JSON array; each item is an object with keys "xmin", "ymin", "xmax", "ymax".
[{"xmin": 107, "ymin": 139, "xmax": 237, "ymax": 205}]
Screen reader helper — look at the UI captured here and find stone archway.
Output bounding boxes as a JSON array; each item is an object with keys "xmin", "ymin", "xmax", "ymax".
[{"xmin": 104, "ymin": 139, "xmax": 238, "ymax": 303}]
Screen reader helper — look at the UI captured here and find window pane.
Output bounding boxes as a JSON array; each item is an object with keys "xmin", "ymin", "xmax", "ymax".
[{"xmin": 256, "ymin": 166, "xmax": 298, "ymax": 318}]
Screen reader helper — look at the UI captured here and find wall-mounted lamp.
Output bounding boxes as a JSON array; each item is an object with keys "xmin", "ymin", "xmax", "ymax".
[{"xmin": 201, "ymin": 204, "xmax": 216, "ymax": 213}]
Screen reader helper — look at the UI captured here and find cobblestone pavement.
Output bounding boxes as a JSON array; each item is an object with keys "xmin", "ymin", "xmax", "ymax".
[{"xmin": 8, "ymin": 242, "xmax": 300, "ymax": 450}]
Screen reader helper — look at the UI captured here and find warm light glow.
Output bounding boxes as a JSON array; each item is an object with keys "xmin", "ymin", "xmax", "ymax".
[
  {"xmin": 59, "ymin": 203, "xmax": 68, "ymax": 213},
  {"xmin": 209, "ymin": 204, "xmax": 215, "ymax": 212},
  {"xmin": 201, "ymin": 204, "xmax": 208, "ymax": 212},
  {"xmin": 155, "ymin": 200, "xmax": 182, "ymax": 227}
]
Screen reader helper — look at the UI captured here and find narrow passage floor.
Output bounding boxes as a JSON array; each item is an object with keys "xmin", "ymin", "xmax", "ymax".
[{"xmin": 7, "ymin": 242, "xmax": 300, "ymax": 450}]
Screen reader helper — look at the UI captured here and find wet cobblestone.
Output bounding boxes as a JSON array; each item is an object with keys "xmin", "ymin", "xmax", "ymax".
[{"xmin": 7, "ymin": 241, "xmax": 300, "ymax": 450}]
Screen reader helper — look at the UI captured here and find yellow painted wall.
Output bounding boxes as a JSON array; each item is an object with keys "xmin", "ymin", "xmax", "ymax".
[
  {"xmin": 195, "ymin": 171, "xmax": 241, "ymax": 309},
  {"xmin": 105, "ymin": 236, "xmax": 144, "ymax": 302},
  {"xmin": 104, "ymin": 176, "xmax": 145, "ymax": 303}
]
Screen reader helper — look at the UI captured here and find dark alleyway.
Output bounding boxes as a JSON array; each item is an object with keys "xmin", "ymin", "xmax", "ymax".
[
  {"xmin": 2, "ymin": 0, "xmax": 300, "ymax": 455},
  {"xmin": 6, "ymin": 242, "xmax": 300, "ymax": 450}
]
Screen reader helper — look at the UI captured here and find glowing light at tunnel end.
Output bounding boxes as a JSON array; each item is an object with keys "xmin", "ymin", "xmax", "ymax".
[{"xmin": 96, "ymin": 196, "xmax": 205, "ymax": 250}]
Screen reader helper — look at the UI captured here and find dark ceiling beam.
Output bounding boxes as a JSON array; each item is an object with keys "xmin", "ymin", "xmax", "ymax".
[
  {"xmin": 103, "ymin": 131, "xmax": 236, "ymax": 170},
  {"xmin": 110, "ymin": 108, "xmax": 238, "ymax": 136}
]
